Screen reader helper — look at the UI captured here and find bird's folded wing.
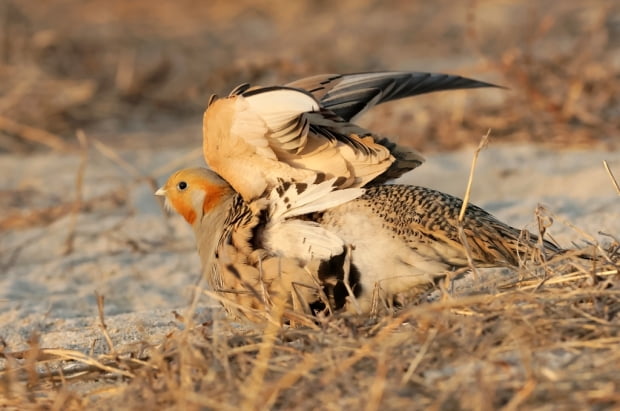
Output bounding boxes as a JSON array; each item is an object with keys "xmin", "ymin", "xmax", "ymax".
[{"xmin": 405, "ymin": 191, "xmax": 548, "ymax": 267}]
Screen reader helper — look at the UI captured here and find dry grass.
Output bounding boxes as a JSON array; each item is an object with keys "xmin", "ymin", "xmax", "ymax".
[{"xmin": 1, "ymin": 249, "xmax": 619, "ymax": 410}]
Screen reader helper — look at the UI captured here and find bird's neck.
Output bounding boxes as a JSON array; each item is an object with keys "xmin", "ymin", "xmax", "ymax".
[{"xmin": 192, "ymin": 191, "xmax": 237, "ymax": 291}]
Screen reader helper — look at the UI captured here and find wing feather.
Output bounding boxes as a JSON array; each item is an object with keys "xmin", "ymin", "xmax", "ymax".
[
  {"xmin": 204, "ymin": 71, "xmax": 499, "ymax": 201},
  {"xmin": 287, "ymin": 71, "xmax": 500, "ymax": 121},
  {"xmin": 258, "ymin": 175, "xmax": 364, "ymax": 262}
]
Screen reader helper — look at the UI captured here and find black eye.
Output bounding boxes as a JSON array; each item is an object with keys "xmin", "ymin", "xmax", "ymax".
[{"xmin": 177, "ymin": 181, "xmax": 188, "ymax": 190}]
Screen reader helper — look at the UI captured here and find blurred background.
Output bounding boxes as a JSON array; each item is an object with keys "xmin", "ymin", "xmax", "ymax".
[{"xmin": 1, "ymin": 0, "xmax": 618, "ymax": 154}]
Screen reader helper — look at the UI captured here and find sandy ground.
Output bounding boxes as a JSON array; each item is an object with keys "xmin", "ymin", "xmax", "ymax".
[{"xmin": 1, "ymin": 141, "xmax": 618, "ymax": 355}]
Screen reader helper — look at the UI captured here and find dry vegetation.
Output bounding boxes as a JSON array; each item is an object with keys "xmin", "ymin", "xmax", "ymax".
[
  {"xmin": 2, "ymin": 250, "xmax": 620, "ymax": 410},
  {"xmin": 1, "ymin": 0, "xmax": 620, "ymax": 409}
]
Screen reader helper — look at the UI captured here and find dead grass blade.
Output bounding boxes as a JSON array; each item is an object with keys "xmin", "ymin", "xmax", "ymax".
[
  {"xmin": 364, "ymin": 349, "xmax": 389, "ymax": 411},
  {"xmin": 91, "ymin": 138, "xmax": 143, "ymax": 179},
  {"xmin": 456, "ymin": 129, "xmax": 491, "ymax": 280},
  {"xmin": 90, "ymin": 137, "xmax": 168, "ymax": 218},
  {"xmin": 1, "ymin": 348, "xmax": 134, "ymax": 380},
  {"xmin": 603, "ymin": 160, "xmax": 620, "ymax": 195},
  {"xmin": 63, "ymin": 130, "xmax": 89, "ymax": 255},
  {"xmin": 262, "ymin": 354, "xmax": 316, "ymax": 410},
  {"xmin": 96, "ymin": 292, "xmax": 116, "ymax": 355},
  {"xmin": 401, "ymin": 328, "xmax": 438, "ymax": 385}
]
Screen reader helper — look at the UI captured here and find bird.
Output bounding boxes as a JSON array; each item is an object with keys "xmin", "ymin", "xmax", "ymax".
[
  {"xmin": 155, "ymin": 167, "xmax": 364, "ymax": 320},
  {"xmin": 203, "ymin": 71, "xmax": 499, "ymax": 201},
  {"xmin": 156, "ymin": 167, "xmax": 566, "ymax": 319}
]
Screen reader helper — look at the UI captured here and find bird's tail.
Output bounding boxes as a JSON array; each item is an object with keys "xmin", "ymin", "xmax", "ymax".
[{"xmin": 489, "ymin": 226, "xmax": 613, "ymax": 270}]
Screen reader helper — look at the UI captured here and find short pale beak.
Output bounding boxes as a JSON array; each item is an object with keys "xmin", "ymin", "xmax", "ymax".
[{"xmin": 155, "ymin": 187, "xmax": 166, "ymax": 196}]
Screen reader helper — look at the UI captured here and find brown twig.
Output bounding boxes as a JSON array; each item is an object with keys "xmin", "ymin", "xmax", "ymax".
[
  {"xmin": 401, "ymin": 328, "xmax": 438, "ymax": 385},
  {"xmin": 151, "ymin": 146, "xmax": 203, "ymax": 179},
  {"xmin": 91, "ymin": 138, "xmax": 142, "ymax": 179},
  {"xmin": 0, "ymin": 115, "xmax": 75, "ymax": 152},
  {"xmin": 365, "ymin": 349, "xmax": 389, "ymax": 411},
  {"xmin": 90, "ymin": 137, "xmax": 169, "ymax": 218},
  {"xmin": 343, "ymin": 244, "xmax": 362, "ymax": 314},
  {"xmin": 0, "ymin": 348, "xmax": 135, "ymax": 380},
  {"xmin": 0, "ymin": 188, "xmax": 127, "ymax": 230}
]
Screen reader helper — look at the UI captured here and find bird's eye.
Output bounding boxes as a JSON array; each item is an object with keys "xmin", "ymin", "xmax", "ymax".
[{"xmin": 177, "ymin": 181, "xmax": 188, "ymax": 190}]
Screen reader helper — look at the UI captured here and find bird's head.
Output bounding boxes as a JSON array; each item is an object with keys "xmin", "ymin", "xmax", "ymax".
[{"xmin": 155, "ymin": 168, "xmax": 233, "ymax": 225}]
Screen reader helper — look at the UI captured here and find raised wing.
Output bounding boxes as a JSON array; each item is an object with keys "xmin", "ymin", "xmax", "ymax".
[{"xmin": 204, "ymin": 71, "xmax": 499, "ymax": 201}]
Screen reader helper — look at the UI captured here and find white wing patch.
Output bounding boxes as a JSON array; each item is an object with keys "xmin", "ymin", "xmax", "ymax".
[
  {"xmin": 265, "ymin": 219, "xmax": 347, "ymax": 263},
  {"xmin": 260, "ymin": 175, "xmax": 364, "ymax": 263},
  {"xmin": 230, "ymin": 88, "xmax": 319, "ymax": 155},
  {"xmin": 242, "ymin": 88, "xmax": 319, "ymax": 132},
  {"xmin": 227, "ymin": 97, "xmax": 275, "ymax": 160}
]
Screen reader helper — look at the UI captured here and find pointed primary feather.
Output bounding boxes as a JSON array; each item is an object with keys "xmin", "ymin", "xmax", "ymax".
[{"xmin": 286, "ymin": 71, "xmax": 500, "ymax": 121}]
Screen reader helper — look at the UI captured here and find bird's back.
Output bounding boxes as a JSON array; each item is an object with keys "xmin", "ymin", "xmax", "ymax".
[{"xmin": 325, "ymin": 184, "xmax": 563, "ymax": 269}]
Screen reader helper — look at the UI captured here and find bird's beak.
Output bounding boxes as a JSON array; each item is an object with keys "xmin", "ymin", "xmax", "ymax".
[{"xmin": 155, "ymin": 187, "xmax": 166, "ymax": 196}]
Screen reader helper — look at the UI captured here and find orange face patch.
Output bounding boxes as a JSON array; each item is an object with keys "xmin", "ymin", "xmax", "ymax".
[
  {"xmin": 200, "ymin": 180, "xmax": 228, "ymax": 215},
  {"xmin": 165, "ymin": 192, "xmax": 198, "ymax": 225},
  {"xmin": 182, "ymin": 208, "xmax": 197, "ymax": 225}
]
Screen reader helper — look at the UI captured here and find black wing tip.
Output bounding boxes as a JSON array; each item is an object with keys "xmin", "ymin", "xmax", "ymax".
[
  {"xmin": 342, "ymin": 70, "xmax": 509, "ymax": 91},
  {"xmin": 419, "ymin": 71, "xmax": 507, "ymax": 91},
  {"xmin": 457, "ymin": 77, "xmax": 508, "ymax": 91}
]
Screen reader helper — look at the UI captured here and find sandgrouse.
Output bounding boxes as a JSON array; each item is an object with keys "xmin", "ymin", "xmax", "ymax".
[
  {"xmin": 203, "ymin": 71, "xmax": 498, "ymax": 201},
  {"xmin": 157, "ymin": 167, "xmax": 565, "ymax": 318}
]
